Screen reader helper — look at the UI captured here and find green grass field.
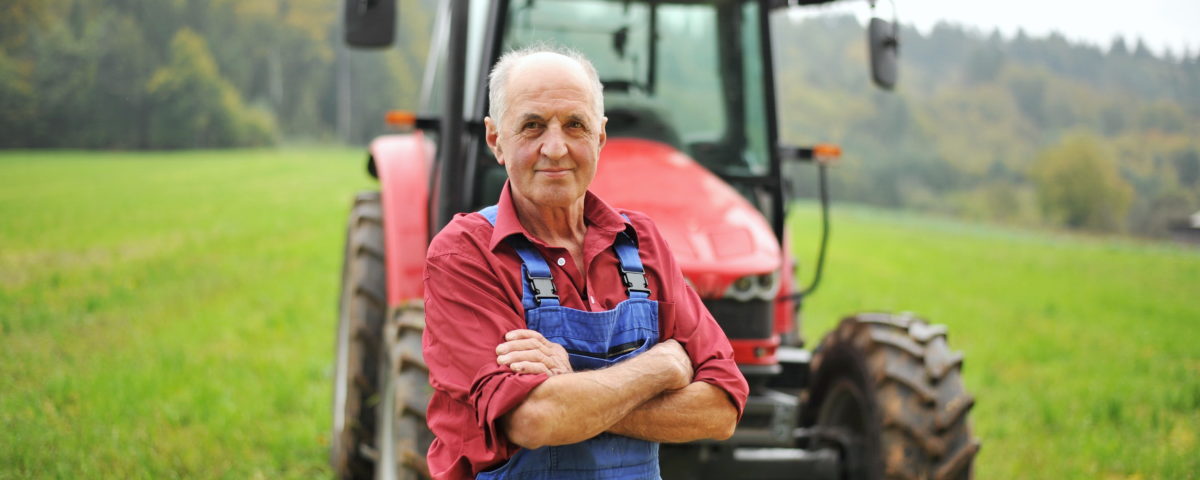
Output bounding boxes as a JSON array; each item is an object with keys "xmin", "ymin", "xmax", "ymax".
[{"xmin": 2, "ymin": 149, "xmax": 1197, "ymax": 479}]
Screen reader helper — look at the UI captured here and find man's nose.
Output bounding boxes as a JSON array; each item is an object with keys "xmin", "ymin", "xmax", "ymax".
[{"xmin": 539, "ymin": 124, "xmax": 568, "ymax": 160}]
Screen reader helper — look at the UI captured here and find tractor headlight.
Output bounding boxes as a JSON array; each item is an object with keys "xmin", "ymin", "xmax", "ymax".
[{"xmin": 723, "ymin": 272, "xmax": 779, "ymax": 301}]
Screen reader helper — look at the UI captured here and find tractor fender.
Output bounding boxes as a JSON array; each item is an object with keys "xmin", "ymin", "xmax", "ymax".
[{"xmin": 368, "ymin": 132, "xmax": 433, "ymax": 307}]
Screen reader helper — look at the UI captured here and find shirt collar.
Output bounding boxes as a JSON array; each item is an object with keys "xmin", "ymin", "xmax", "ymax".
[{"xmin": 488, "ymin": 180, "xmax": 633, "ymax": 251}]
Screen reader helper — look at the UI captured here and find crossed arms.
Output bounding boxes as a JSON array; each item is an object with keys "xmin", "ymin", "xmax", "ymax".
[
  {"xmin": 494, "ymin": 329, "xmax": 738, "ymax": 449},
  {"xmin": 422, "ymin": 220, "xmax": 747, "ymax": 456}
]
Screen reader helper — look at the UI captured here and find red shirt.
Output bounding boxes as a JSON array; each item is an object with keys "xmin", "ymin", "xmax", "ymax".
[{"xmin": 422, "ymin": 182, "xmax": 749, "ymax": 480}]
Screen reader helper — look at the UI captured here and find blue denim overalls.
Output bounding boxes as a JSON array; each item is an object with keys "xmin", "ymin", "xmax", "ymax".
[{"xmin": 476, "ymin": 205, "xmax": 662, "ymax": 480}]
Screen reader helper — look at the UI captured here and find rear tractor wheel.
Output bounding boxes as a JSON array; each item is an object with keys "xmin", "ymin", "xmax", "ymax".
[
  {"xmin": 375, "ymin": 306, "xmax": 434, "ymax": 480},
  {"xmin": 804, "ymin": 313, "xmax": 980, "ymax": 480},
  {"xmin": 332, "ymin": 192, "xmax": 387, "ymax": 479}
]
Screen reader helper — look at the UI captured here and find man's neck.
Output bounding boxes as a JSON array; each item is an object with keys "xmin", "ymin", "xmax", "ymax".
[{"xmin": 513, "ymin": 194, "xmax": 588, "ymax": 252}]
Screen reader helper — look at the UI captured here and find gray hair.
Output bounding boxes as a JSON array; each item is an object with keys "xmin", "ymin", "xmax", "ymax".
[{"xmin": 487, "ymin": 44, "xmax": 605, "ymax": 123}]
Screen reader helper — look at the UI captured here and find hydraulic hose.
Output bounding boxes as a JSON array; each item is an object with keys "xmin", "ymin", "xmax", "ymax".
[{"xmin": 797, "ymin": 163, "xmax": 830, "ymax": 299}]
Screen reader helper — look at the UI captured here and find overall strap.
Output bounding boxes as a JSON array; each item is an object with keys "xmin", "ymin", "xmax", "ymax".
[
  {"xmin": 613, "ymin": 215, "xmax": 651, "ymax": 299},
  {"xmin": 478, "ymin": 204, "xmax": 499, "ymax": 225},
  {"xmin": 476, "ymin": 206, "xmax": 652, "ymax": 306},
  {"xmin": 478, "ymin": 206, "xmax": 559, "ymax": 308}
]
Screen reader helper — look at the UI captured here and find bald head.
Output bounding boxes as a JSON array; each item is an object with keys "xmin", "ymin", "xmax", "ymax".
[{"xmin": 488, "ymin": 47, "xmax": 605, "ymax": 124}]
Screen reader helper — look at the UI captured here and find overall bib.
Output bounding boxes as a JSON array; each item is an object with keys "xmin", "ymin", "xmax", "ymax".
[{"xmin": 476, "ymin": 205, "xmax": 662, "ymax": 480}]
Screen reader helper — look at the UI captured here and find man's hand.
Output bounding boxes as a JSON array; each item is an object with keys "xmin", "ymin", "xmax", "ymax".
[
  {"xmin": 644, "ymin": 339, "xmax": 693, "ymax": 391},
  {"xmin": 496, "ymin": 329, "xmax": 573, "ymax": 376}
]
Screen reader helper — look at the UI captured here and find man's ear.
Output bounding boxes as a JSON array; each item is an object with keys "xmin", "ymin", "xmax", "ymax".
[
  {"xmin": 597, "ymin": 116, "xmax": 608, "ymax": 150},
  {"xmin": 485, "ymin": 116, "xmax": 504, "ymax": 165}
]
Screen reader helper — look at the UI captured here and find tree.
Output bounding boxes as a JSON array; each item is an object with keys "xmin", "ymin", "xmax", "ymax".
[
  {"xmin": 145, "ymin": 28, "xmax": 275, "ymax": 148},
  {"xmin": 1109, "ymin": 36, "xmax": 1128, "ymax": 56},
  {"xmin": 1174, "ymin": 149, "xmax": 1200, "ymax": 188},
  {"xmin": 1030, "ymin": 133, "xmax": 1133, "ymax": 231},
  {"xmin": 0, "ymin": 53, "xmax": 35, "ymax": 147}
]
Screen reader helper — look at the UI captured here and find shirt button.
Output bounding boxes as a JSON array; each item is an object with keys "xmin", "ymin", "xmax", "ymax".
[{"xmin": 556, "ymin": 257, "xmax": 566, "ymax": 267}]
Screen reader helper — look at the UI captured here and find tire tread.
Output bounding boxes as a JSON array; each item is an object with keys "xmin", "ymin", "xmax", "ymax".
[
  {"xmin": 807, "ymin": 313, "xmax": 980, "ymax": 480},
  {"xmin": 332, "ymin": 191, "xmax": 387, "ymax": 479}
]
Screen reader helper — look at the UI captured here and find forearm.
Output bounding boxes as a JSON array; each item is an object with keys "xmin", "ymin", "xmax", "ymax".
[
  {"xmin": 501, "ymin": 347, "xmax": 687, "ymax": 448},
  {"xmin": 607, "ymin": 381, "xmax": 738, "ymax": 443}
]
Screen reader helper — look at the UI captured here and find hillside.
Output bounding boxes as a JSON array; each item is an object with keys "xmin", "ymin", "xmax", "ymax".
[
  {"xmin": 772, "ymin": 14, "xmax": 1200, "ymax": 238},
  {"xmin": 4, "ymin": 3, "xmax": 1197, "ymax": 237}
]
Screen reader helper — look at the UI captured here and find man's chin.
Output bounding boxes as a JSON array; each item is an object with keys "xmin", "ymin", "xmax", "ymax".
[{"xmin": 528, "ymin": 190, "xmax": 585, "ymax": 209}]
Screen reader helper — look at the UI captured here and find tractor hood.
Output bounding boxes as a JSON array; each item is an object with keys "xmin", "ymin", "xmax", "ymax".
[{"xmin": 590, "ymin": 138, "xmax": 780, "ymax": 298}]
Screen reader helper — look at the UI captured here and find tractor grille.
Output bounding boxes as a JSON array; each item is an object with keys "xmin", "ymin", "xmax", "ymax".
[{"xmin": 702, "ymin": 299, "xmax": 773, "ymax": 339}]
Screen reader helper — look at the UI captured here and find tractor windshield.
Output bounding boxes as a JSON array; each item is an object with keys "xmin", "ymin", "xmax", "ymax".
[{"xmin": 501, "ymin": 0, "xmax": 771, "ymax": 178}]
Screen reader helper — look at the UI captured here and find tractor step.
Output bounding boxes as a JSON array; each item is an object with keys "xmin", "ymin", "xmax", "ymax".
[
  {"xmin": 728, "ymin": 447, "xmax": 841, "ymax": 479},
  {"xmin": 661, "ymin": 445, "xmax": 841, "ymax": 480}
]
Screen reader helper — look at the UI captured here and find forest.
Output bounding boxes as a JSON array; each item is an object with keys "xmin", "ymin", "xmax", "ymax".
[{"xmin": 2, "ymin": 0, "xmax": 1198, "ymax": 237}]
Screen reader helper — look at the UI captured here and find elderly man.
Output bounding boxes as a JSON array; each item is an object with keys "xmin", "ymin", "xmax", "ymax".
[{"xmin": 422, "ymin": 47, "xmax": 749, "ymax": 479}]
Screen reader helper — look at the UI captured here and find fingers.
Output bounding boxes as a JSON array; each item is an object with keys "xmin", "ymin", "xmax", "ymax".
[
  {"xmin": 495, "ymin": 338, "xmax": 547, "ymax": 355},
  {"xmin": 498, "ymin": 349, "xmax": 571, "ymax": 375},
  {"xmin": 504, "ymin": 329, "xmax": 545, "ymax": 341},
  {"xmin": 507, "ymin": 361, "xmax": 552, "ymax": 375},
  {"xmin": 497, "ymin": 348, "xmax": 557, "ymax": 366},
  {"xmin": 497, "ymin": 329, "xmax": 572, "ymax": 376}
]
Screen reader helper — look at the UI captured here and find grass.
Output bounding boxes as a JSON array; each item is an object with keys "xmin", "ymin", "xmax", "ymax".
[
  {"xmin": 2, "ymin": 149, "xmax": 1198, "ymax": 478},
  {"xmin": 1, "ymin": 148, "xmax": 373, "ymax": 478},
  {"xmin": 789, "ymin": 204, "xmax": 1200, "ymax": 479}
]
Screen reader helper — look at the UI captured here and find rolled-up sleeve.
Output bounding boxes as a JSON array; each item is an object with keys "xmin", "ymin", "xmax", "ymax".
[
  {"xmin": 668, "ymin": 286, "xmax": 749, "ymax": 419},
  {"xmin": 627, "ymin": 213, "xmax": 750, "ymax": 419},
  {"xmin": 423, "ymin": 251, "xmax": 548, "ymax": 462}
]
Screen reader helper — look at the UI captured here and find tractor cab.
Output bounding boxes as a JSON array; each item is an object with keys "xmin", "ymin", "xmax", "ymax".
[{"xmin": 456, "ymin": 0, "xmax": 777, "ymax": 210}]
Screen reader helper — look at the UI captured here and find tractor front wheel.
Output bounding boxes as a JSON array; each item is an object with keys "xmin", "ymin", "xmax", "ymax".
[{"xmin": 804, "ymin": 313, "xmax": 980, "ymax": 480}]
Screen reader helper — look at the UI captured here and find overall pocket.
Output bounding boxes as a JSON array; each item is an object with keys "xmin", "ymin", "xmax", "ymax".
[{"xmin": 565, "ymin": 338, "xmax": 654, "ymax": 371}]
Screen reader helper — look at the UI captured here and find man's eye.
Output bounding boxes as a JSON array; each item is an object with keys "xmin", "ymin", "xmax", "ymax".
[
  {"xmin": 522, "ymin": 122, "xmax": 540, "ymax": 130},
  {"xmin": 568, "ymin": 121, "xmax": 584, "ymax": 129}
]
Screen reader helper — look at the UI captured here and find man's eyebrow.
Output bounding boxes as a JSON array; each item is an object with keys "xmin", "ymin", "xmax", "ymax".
[
  {"xmin": 565, "ymin": 114, "xmax": 588, "ymax": 124},
  {"xmin": 517, "ymin": 113, "xmax": 546, "ymax": 124}
]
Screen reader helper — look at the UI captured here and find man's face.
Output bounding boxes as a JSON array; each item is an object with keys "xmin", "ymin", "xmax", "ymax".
[{"xmin": 486, "ymin": 54, "xmax": 606, "ymax": 210}]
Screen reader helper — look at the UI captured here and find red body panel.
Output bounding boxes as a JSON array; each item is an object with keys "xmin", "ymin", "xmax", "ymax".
[
  {"xmin": 591, "ymin": 138, "xmax": 791, "ymax": 365},
  {"xmin": 591, "ymin": 138, "xmax": 780, "ymax": 298},
  {"xmin": 731, "ymin": 336, "xmax": 781, "ymax": 366},
  {"xmin": 370, "ymin": 133, "xmax": 433, "ymax": 307}
]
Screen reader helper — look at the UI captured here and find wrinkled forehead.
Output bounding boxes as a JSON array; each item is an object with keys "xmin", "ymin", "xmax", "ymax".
[
  {"xmin": 506, "ymin": 85, "xmax": 594, "ymax": 117},
  {"xmin": 502, "ymin": 55, "xmax": 599, "ymax": 120}
]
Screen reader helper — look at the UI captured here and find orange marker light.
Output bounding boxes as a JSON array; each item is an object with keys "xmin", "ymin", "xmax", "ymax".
[
  {"xmin": 813, "ymin": 143, "xmax": 842, "ymax": 164},
  {"xmin": 385, "ymin": 110, "xmax": 417, "ymax": 129}
]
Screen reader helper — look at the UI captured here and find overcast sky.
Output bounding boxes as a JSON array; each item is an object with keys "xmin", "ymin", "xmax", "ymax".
[{"xmin": 793, "ymin": 0, "xmax": 1200, "ymax": 58}]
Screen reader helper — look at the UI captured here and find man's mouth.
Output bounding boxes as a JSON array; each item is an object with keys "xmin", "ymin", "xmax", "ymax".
[{"xmin": 537, "ymin": 168, "xmax": 572, "ymax": 177}]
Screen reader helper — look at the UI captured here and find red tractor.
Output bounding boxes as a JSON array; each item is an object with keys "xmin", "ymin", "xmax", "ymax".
[{"xmin": 331, "ymin": 1, "xmax": 979, "ymax": 479}]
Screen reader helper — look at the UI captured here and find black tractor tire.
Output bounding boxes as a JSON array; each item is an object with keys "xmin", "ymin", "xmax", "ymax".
[
  {"xmin": 375, "ymin": 306, "xmax": 434, "ymax": 480},
  {"xmin": 803, "ymin": 313, "xmax": 980, "ymax": 480},
  {"xmin": 331, "ymin": 192, "xmax": 387, "ymax": 479}
]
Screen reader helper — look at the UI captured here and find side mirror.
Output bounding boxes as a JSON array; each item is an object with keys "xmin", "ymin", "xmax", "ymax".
[
  {"xmin": 868, "ymin": 17, "xmax": 898, "ymax": 90},
  {"xmin": 344, "ymin": 0, "xmax": 396, "ymax": 48}
]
